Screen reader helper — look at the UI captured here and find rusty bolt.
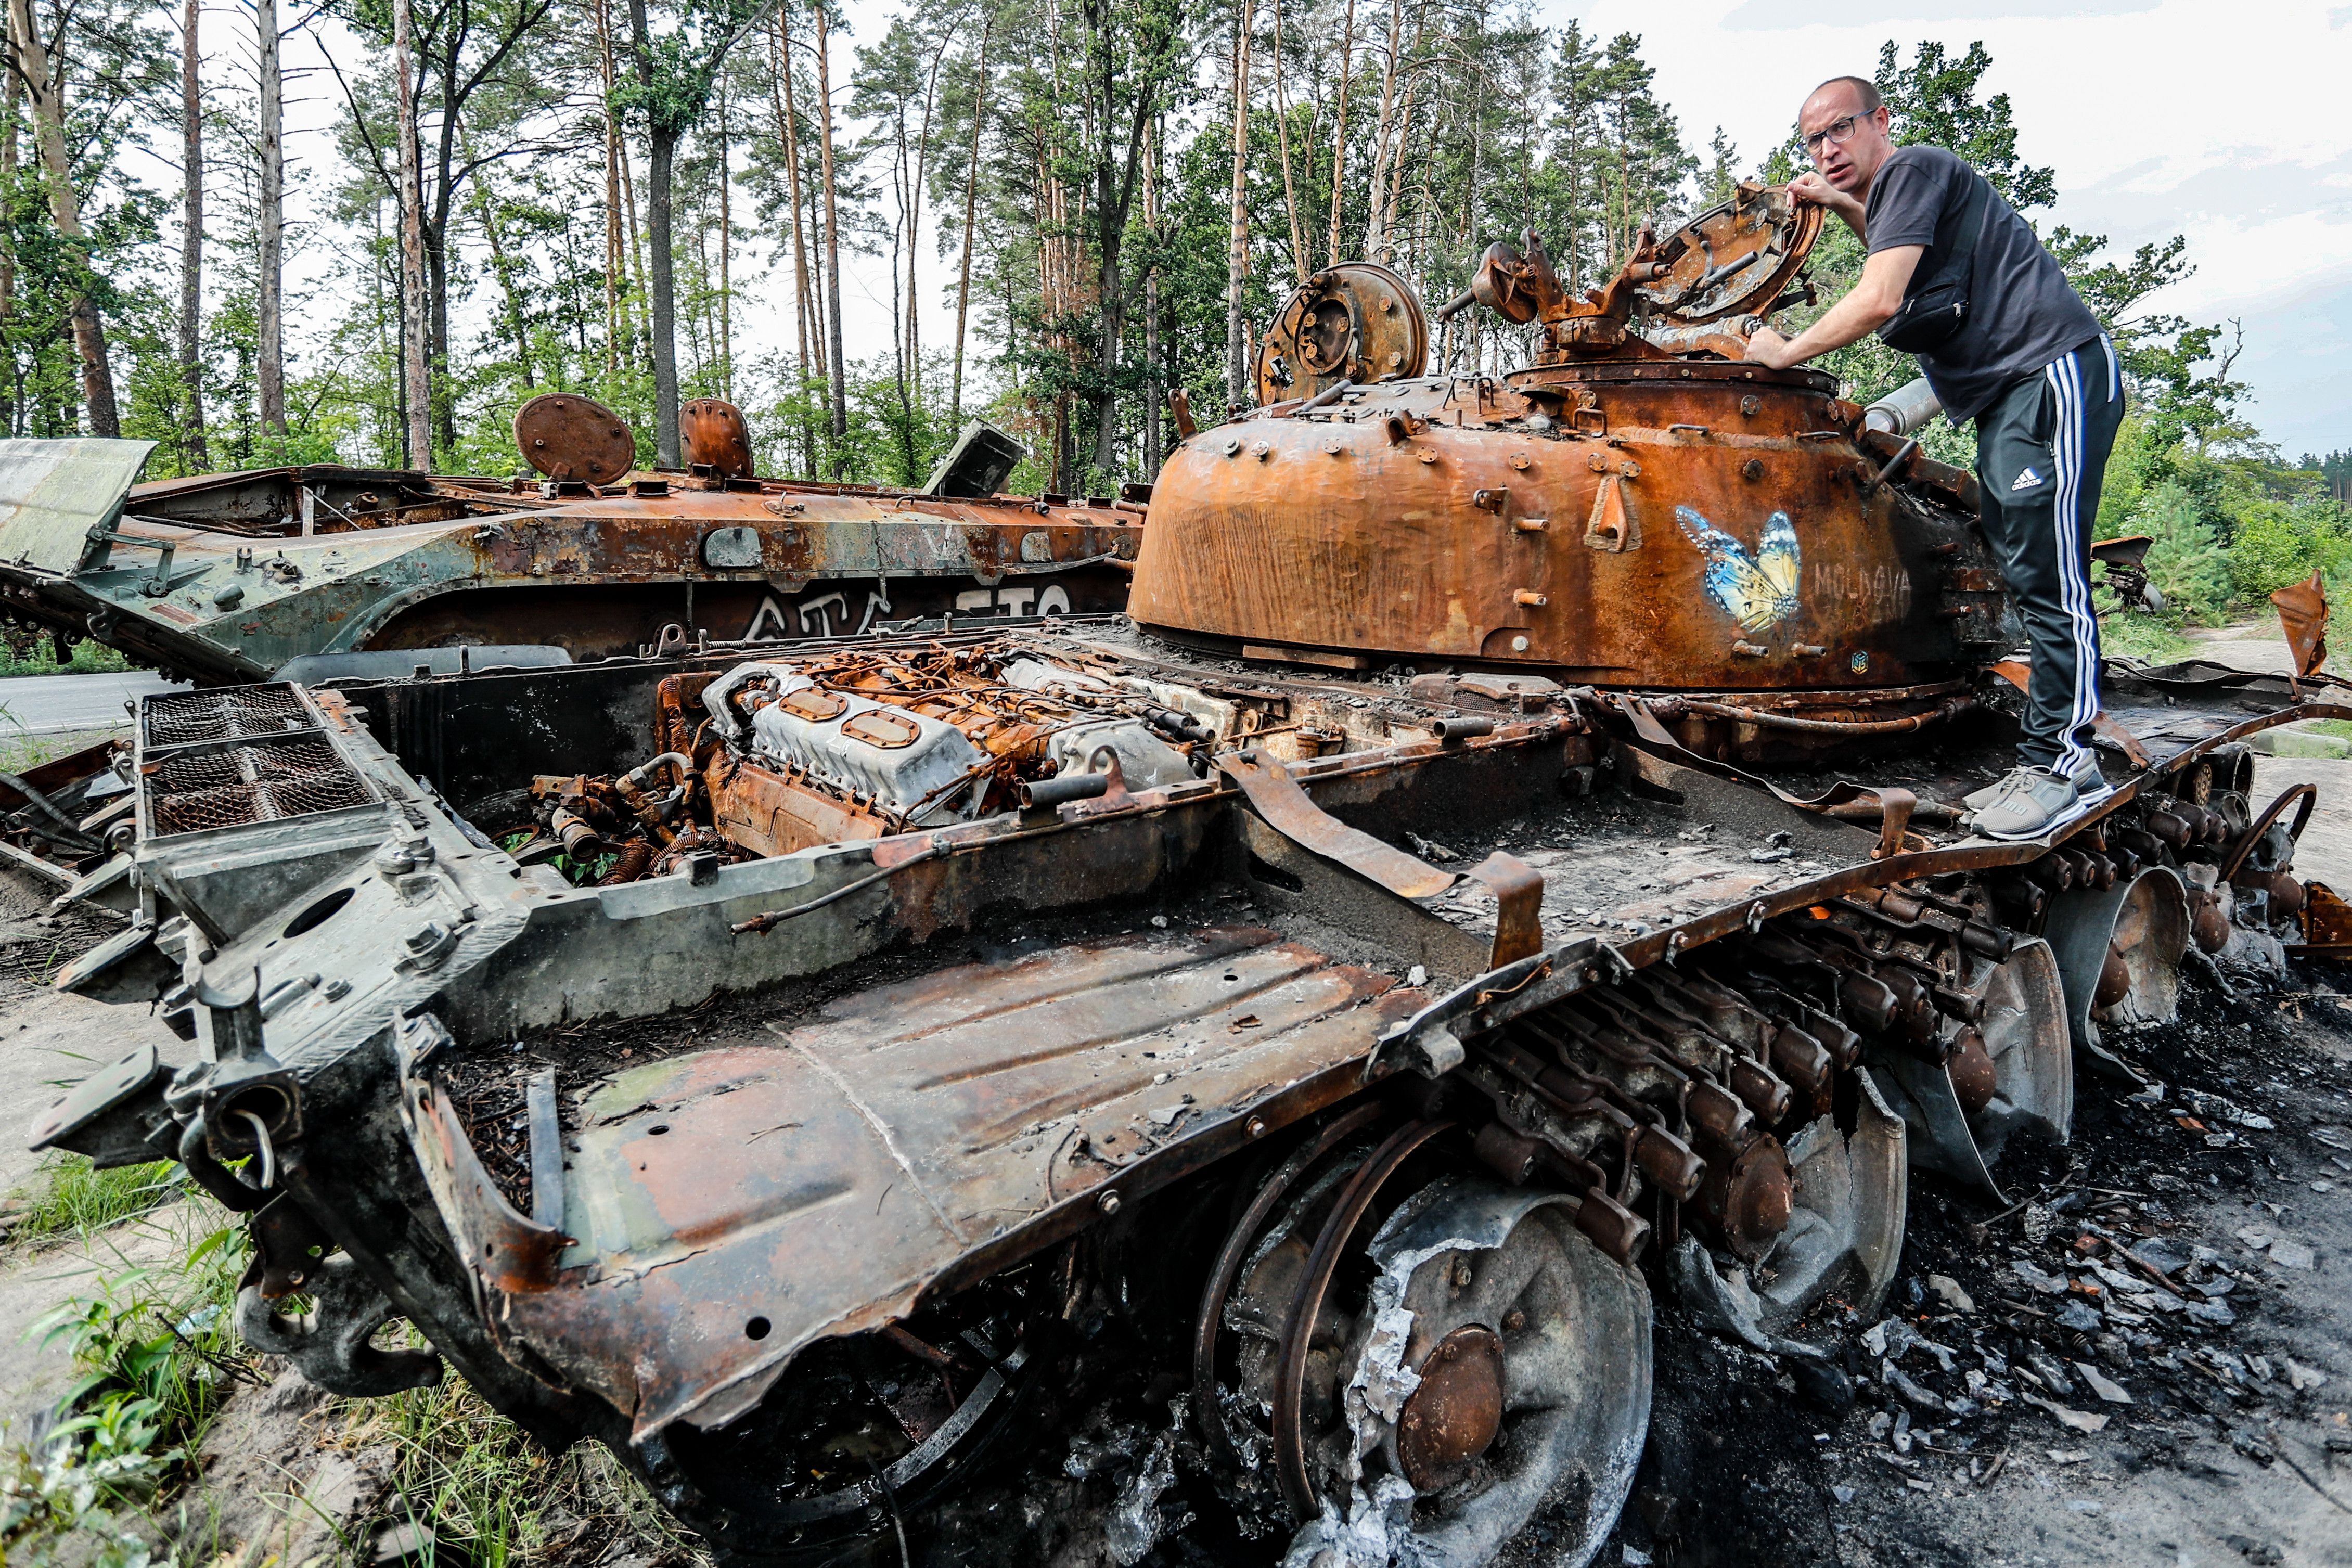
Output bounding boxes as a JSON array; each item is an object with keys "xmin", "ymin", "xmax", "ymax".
[
  {"xmin": 1324, "ymin": 440, "xmax": 1344, "ymax": 456},
  {"xmin": 1742, "ymin": 458, "xmax": 1765, "ymax": 480},
  {"xmin": 1253, "ymin": 441, "xmax": 1271, "ymax": 461},
  {"xmin": 1509, "ymin": 452, "xmax": 1531, "ymax": 471},
  {"xmin": 1619, "ymin": 459, "xmax": 1641, "ymax": 478},
  {"xmin": 1453, "ymin": 1260, "xmax": 1474, "ymax": 1288},
  {"xmin": 1098, "ymin": 1190, "xmax": 1122, "ymax": 1214},
  {"xmin": 1513, "ymin": 590, "xmax": 1548, "ymax": 608},
  {"xmin": 1587, "ymin": 452, "xmax": 1607, "ymax": 471},
  {"xmin": 1514, "ymin": 518, "xmax": 1548, "ymax": 533},
  {"xmin": 1740, "ymin": 395, "xmax": 1761, "ymax": 416},
  {"xmin": 1247, "ymin": 1116, "xmax": 1267, "ymax": 1137},
  {"xmin": 1418, "ymin": 449, "xmax": 1440, "ymax": 465},
  {"xmin": 1510, "ymin": 636, "xmax": 1530, "ymax": 652},
  {"xmin": 1503, "ymin": 1309, "xmax": 1526, "ymax": 1332}
]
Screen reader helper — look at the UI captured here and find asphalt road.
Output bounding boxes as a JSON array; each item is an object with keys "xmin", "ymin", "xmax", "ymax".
[{"xmin": 0, "ymin": 671, "xmax": 177, "ymax": 735}]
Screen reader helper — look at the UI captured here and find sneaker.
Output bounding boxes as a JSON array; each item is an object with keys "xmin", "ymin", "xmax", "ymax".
[
  {"xmin": 1961, "ymin": 755, "xmax": 2113, "ymax": 814},
  {"xmin": 1963, "ymin": 765, "xmax": 2088, "ymax": 842},
  {"xmin": 2066, "ymin": 755, "xmax": 2114, "ymax": 808}
]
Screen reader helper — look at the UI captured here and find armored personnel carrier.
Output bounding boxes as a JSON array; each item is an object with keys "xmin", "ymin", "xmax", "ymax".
[
  {"xmin": 0, "ymin": 399, "xmax": 1135, "ymax": 685},
  {"xmin": 22, "ymin": 189, "xmax": 2350, "ymax": 1567}
]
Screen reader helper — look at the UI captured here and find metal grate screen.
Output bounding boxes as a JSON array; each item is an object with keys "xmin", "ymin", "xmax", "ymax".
[
  {"xmin": 139, "ymin": 683, "xmax": 376, "ymax": 837},
  {"xmin": 144, "ymin": 685, "xmax": 311, "ymax": 748}
]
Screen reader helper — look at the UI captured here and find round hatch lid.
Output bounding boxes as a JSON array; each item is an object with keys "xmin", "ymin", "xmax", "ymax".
[
  {"xmin": 514, "ymin": 392, "xmax": 637, "ymax": 485},
  {"xmin": 1255, "ymin": 261, "xmax": 1429, "ymax": 405},
  {"xmin": 1636, "ymin": 183, "xmax": 1824, "ymax": 325},
  {"xmin": 683, "ymin": 397, "xmax": 755, "ymax": 478}
]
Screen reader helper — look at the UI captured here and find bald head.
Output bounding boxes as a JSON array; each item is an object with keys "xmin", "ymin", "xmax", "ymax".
[{"xmin": 1798, "ymin": 75, "xmax": 1894, "ymax": 198}]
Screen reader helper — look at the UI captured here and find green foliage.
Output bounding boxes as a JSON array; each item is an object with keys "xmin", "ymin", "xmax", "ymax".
[
  {"xmin": 4, "ymin": 1207, "xmax": 256, "ymax": 1564},
  {"xmin": 0, "ymin": 637, "xmax": 135, "ymax": 678},
  {"xmin": 5, "ymin": 1159, "xmax": 181, "ymax": 1252},
  {"xmin": 2126, "ymin": 479, "xmax": 2232, "ymax": 627},
  {"xmin": 331, "ymin": 1373, "xmax": 688, "ymax": 1568},
  {"xmin": 2225, "ymin": 498, "xmax": 2352, "ymax": 603}
]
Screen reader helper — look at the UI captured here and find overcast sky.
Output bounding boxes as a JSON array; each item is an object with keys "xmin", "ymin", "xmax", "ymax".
[
  {"xmin": 259, "ymin": 0, "xmax": 2351, "ymax": 460},
  {"xmin": 1546, "ymin": 0, "xmax": 2352, "ymax": 458}
]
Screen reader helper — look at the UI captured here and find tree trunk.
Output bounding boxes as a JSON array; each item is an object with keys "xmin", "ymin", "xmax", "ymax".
[
  {"xmin": 948, "ymin": 7, "xmax": 989, "ymax": 428},
  {"xmin": 717, "ymin": 70, "xmax": 731, "ymax": 402},
  {"xmin": 769, "ymin": 15, "xmax": 815, "ymax": 475},
  {"xmin": 256, "ymin": 0, "xmax": 284, "ymax": 431},
  {"xmin": 1222, "ymin": 0, "xmax": 1252, "ymax": 410},
  {"xmin": 1360, "ymin": 0, "xmax": 1402, "ymax": 261},
  {"xmin": 814, "ymin": 2, "xmax": 848, "ymax": 467},
  {"xmin": 626, "ymin": 0, "xmax": 682, "ymax": 466},
  {"xmin": 597, "ymin": 0, "xmax": 623, "ymax": 376},
  {"xmin": 178, "ymin": 0, "xmax": 208, "ymax": 469},
  {"xmin": 1142, "ymin": 114, "xmax": 1159, "ymax": 473},
  {"xmin": 1323, "ymin": 0, "xmax": 1353, "ymax": 265},
  {"xmin": 6, "ymin": 0, "xmax": 120, "ymax": 436},
  {"xmin": 393, "ymin": 0, "xmax": 431, "ymax": 468},
  {"xmin": 1, "ymin": 74, "xmax": 19, "ymax": 436},
  {"xmin": 1268, "ymin": 0, "xmax": 1304, "ymax": 283},
  {"xmin": 468, "ymin": 149, "xmax": 534, "ymax": 387}
]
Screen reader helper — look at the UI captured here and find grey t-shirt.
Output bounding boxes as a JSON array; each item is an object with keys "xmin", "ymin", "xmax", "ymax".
[{"xmin": 1864, "ymin": 145, "xmax": 2102, "ymax": 424}]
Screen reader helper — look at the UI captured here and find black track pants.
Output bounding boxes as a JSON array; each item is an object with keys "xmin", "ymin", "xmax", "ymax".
[{"xmin": 1972, "ymin": 334, "xmax": 2125, "ymax": 774}]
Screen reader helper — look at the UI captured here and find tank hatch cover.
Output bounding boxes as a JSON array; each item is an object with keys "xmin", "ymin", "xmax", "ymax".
[
  {"xmin": 1636, "ymin": 182, "xmax": 1824, "ymax": 325},
  {"xmin": 682, "ymin": 398, "xmax": 755, "ymax": 479},
  {"xmin": 515, "ymin": 392, "xmax": 637, "ymax": 486},
  {"xmin": 1255, "ymin": 261, "xmax": 1430, "ymax": 405}
]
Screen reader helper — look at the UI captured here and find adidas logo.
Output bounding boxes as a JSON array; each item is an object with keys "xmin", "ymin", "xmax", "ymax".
[{"xmin": 2011, "ymin": 466, "xmax": 2045, "ymax": 492}]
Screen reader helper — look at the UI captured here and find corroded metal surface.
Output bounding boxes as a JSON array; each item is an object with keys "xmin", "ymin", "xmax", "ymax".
[
  {"xmin": 410, "ymin": 926, "xmax": 1413, "ymax": 1437},
  {"xmin": 0, "ymin": 431, "xmax": 1140, "ymax": 683},
  {"xmin": 680, "ymin": 399, "xmax": 755, "ymax": 478},
  {"xmin": 1255, "ymin": 261, "xmax": 1430, "ymax": 404},
  {"xmin": 1131, "ymin": 363, "xmax": 2001, "ymax": 688},
  {"xmin": 1136, "ymin": 184, "xmax": 2050, "ymax": 695},
  {"xmin": 515, "ymin": 392, "xmax": 637, "ymax": 485}
]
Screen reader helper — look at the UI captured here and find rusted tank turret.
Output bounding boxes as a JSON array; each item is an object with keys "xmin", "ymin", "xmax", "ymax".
[{"xmin": 1134, "ymin": 186, "xmax": 2019, "ymax": 719}]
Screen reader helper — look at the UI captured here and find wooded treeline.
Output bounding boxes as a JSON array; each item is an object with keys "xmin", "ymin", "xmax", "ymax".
[{"xmin": 0, "ymin": 0, "xmax": 2277, "ymax": 501}]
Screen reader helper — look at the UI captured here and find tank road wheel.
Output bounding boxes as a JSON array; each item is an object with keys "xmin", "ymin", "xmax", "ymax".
[
  {"xmin": 1867, "ymin": 936, "xmax": 2071, "ymax": 1199},
  {"xmin": 660, "ymin": 1288, "xmax": 1041, "ymax": 1565},
  {"xmin": 2044, "ymin": 868, "xmax": 2192, "ymax": 1081},
  {"xmin": 1202, "ymin": 1124, "xmax": 1652, "ymax": 1568},
  {"xmin": 1749, "ymin": 1068, "xmax": 1907, "ymax": 1332}
]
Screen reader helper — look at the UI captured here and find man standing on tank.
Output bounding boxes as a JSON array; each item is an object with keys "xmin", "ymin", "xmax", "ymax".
[{"xmin": 1743, "ymin": 75, "xmax": 2120, "ymax": 841}]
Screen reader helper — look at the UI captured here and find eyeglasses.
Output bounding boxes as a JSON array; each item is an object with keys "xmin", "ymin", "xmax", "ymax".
[{"xmin": 1801, "ymin": 111, "xmax": 1873, "ymax": 160}]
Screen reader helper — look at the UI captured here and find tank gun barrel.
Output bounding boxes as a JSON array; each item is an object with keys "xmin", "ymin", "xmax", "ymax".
[{"xmin": 1863, "ymin": 377, "xmax": 1944, "ymax": 436}]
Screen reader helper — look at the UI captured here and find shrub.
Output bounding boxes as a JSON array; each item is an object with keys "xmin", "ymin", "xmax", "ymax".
[
  {"xmin": 2128, "ymin": 480, "xmax": 2233, "ymax": 626},
  {"xmin": 2227, "ymin": 498, "xmax": 2352, "ymax": 603}
]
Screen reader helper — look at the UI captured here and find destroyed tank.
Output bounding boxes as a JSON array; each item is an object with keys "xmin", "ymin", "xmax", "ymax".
[
  {"xmin": 20, "ymin": 187, "xmax": 2352, "ymax": 1567},
  {"xmin": 0, "ymin": 399, "xmax": 1135, "ymax": 685}
]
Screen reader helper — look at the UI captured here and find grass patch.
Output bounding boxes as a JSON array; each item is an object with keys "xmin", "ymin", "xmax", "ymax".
[
  {"xmin": 3, "ymin": 1201, "xmax": 258, "ymax": 1564},
  {"xmin": 0, "ymin": 639, "xmax": 134, "ymax": 678},
  {"xmin": 2098, "ymin": 610, "xmax": 2197, "ymax": 665},
  {"xmin": 4, "ymin": 1156, "xmax": 184, "ymax": 1252},
  {"xmin": 0, "ymin": 724, "xmax": 126, "ymax": 777},
  {"xmin": 332, "ymin": 1377, "xmax": 693, "ymax": 1568}
]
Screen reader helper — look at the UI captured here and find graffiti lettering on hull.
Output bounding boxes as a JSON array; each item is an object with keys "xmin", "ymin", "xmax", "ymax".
[
  {"xmin": 739, "ymin": 582, "xmax": 1076, "ymax": 642},
  {"xmin": 953, "ymin": 585, "xmax": 1071, "ymax": 617},
  {"xmin": 1806, "ymin": 562, "xmax": 1914, "ymax": 622},
  {"xmin": 743, "ymin": 588, "xmax": 894, "ymax": 641}
]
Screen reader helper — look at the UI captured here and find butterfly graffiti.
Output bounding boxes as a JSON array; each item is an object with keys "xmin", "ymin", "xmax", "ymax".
[{"xmin": 1673, "ymin": 506, "xmax": 1800, "ymax": 634}]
